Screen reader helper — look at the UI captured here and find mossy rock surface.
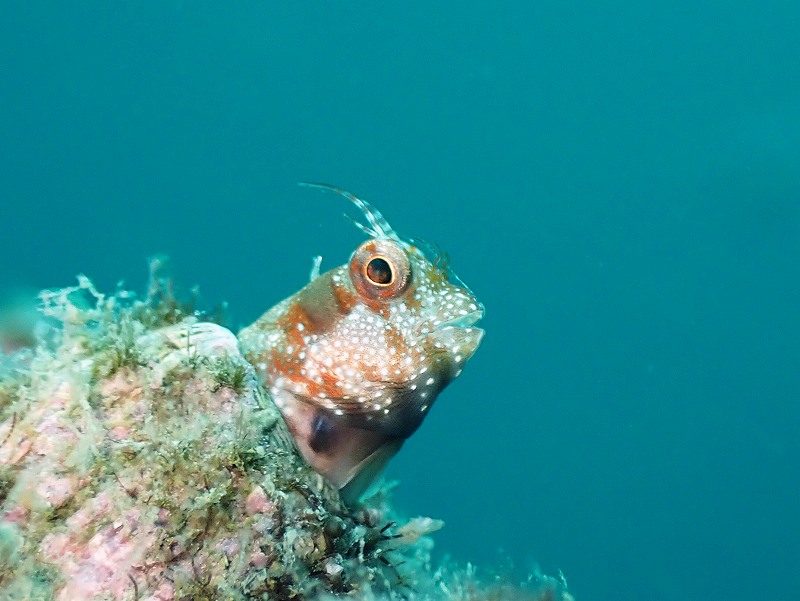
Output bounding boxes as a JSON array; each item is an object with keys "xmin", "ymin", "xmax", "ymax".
[{"xmin": 0, "ymin": 277, "xmax": 570, "ymax": 601}]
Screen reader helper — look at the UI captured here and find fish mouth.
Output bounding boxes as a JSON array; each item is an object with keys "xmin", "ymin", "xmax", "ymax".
[
  {"xmin": 429, "ymin": 307, "xmax": 485, "ymax": 359},
  {"xmin": 435, "ymin": 307, "xmax": 485, "ymax": 331}
]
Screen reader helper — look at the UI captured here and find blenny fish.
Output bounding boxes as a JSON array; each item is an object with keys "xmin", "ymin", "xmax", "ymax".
[{"xmin": 238, "ymin": 184, "xmax": 484, "ymax": 502}]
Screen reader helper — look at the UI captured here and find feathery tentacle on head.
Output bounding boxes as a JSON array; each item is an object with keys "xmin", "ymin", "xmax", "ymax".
[{"xmin": 298, "ymin": 182, "xmax": 399, "ymax": 240}]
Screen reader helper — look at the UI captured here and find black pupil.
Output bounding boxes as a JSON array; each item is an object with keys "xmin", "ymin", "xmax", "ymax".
[{"xmin": 366, "ymin": 257, "xmax": 393, "ymax": 285}]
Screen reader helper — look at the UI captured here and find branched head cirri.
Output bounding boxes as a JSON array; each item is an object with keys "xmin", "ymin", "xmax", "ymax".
[{"xmin": 239, "ymin": 184, "xmax": 484, "ymax": 503}]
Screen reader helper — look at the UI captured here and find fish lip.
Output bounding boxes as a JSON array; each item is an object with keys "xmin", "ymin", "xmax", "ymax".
[{"xmin": 434, "ymin": 308, "xmax": 484, "ymax": 331}]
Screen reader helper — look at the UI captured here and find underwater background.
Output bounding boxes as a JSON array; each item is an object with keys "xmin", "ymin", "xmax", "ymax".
[{"xmin": 1, "ymin": 3, "xmax": 798, "ymax": 601}]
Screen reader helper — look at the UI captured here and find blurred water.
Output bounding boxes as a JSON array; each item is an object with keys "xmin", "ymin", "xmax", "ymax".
[{"xmin": 2, "ymin": 3, "xmax": 799, "ymax": 600}]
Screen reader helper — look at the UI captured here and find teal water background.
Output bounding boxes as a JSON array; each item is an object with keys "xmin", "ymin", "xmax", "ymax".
[{"xmin": 2, "ymin": 3, "xmax": 799, "ymax": 600}]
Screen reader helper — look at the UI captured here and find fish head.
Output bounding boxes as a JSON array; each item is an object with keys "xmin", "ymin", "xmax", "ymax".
[{"xmin": 239, "ymin": 185, "xmax": 484, "ymax": 502}]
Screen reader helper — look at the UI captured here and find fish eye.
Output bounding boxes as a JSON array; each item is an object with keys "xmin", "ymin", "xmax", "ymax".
[
  {"xmin": 366, "ymin": 257, "xmax": 393, "ymax": 285},
  {"xmin": 350, "ymin": 240, "xmax": 411, "ymax": 300}
]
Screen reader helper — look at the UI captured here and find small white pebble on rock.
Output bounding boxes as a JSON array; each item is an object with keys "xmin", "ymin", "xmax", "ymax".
[{"xmin": 325, "ymin": 560, "xmax": 344, "ymax": 577}]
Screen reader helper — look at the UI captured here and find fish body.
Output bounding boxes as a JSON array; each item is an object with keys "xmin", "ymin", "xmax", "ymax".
[{"xmin": 239, "ymin": 185, "xmax": 484, "ymax": 502}]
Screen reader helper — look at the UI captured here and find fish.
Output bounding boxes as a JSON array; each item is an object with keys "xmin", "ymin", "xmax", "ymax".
[{"xmin": 238, "ymin": 184, "xmax": 484, "ymax": 503}]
